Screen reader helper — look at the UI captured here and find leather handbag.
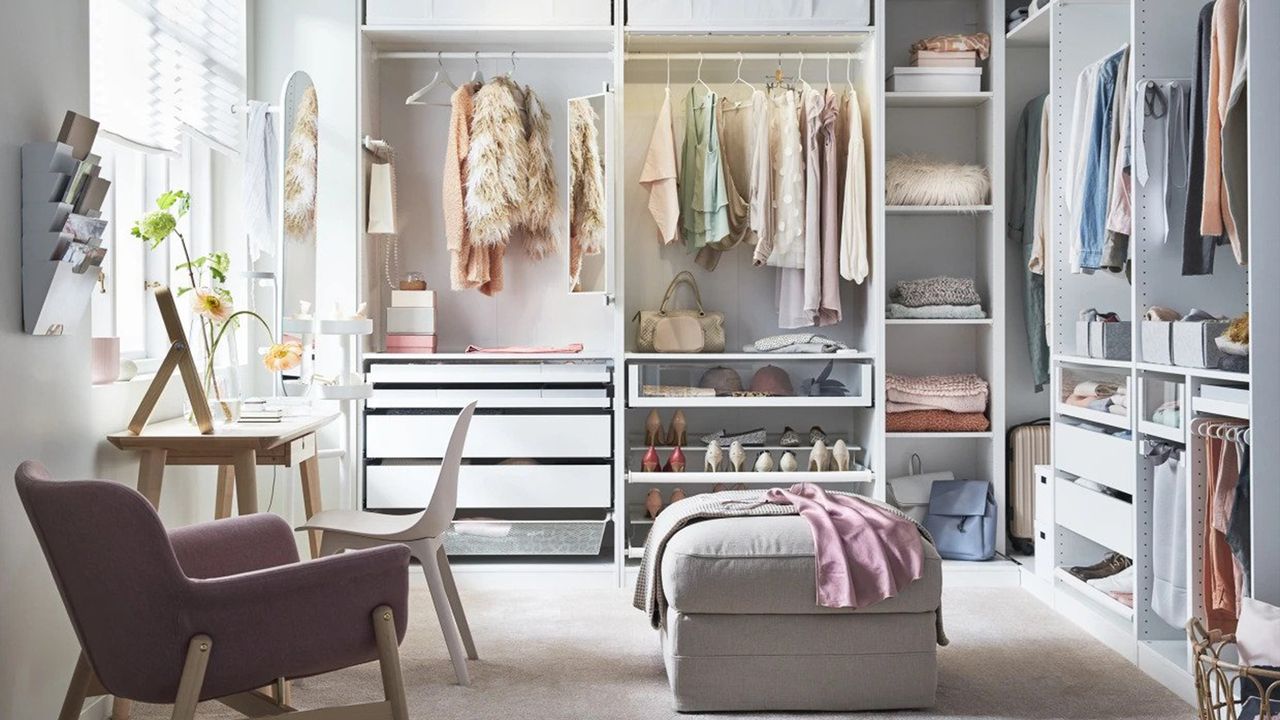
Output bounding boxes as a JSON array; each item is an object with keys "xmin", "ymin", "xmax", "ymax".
[
  {"xmin": 633, "ymin": 271, "xmax": 726, "ymax": 353},
  {"xmin": 923, "ymin": 479, "xmax": 998, "ymax": 561}
]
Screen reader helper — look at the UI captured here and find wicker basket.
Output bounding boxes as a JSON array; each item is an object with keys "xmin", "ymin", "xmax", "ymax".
[{"xmin": 1190, "ymin": 619, "xmax": 1280, "ymax": 720}]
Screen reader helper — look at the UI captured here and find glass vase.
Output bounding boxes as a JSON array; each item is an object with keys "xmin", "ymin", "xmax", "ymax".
[{"xmin": 185, "ymin": 316, "xmax": 241, "ymax": 425}]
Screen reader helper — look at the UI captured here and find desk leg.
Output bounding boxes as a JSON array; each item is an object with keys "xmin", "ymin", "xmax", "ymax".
[
  {"xmin": 214, "ymin": 465, "xmax": 234, "ymax": 520},
  {"xmin": 110, "ymin": 698, "xmax": 133, "ymax": 720},
  {"xmin": 299, "ymin": 454, "xmax": 322, "ymax": 558},
  {"xmin": 232, "ymin": 450, "xmax": 258, "ymax": 515},
  {"xmin": 136, "ymin": 449, "xmax": 167, "ymax": 510}
]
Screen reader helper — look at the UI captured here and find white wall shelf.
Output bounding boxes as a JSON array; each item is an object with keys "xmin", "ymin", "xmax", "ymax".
[
  {"xmin": 885, "ymin": 204, "xmax": 993, "ymax": 215},
  {"xmin": 886, "ymin": 431, "xmax": 994, "ymax": 439},
  {"xmin": 1190, "ymin": 396, "xmax": 1250, "ymax": 420},
  {"xmin": 1005, "ymin": 4, "xmax": 1051, "ymax": 48},
  {"xmin": 627, "ymin": 470, "xmax": 874, "ymax": 485},
  {"xmin": 1055, "ymin": 354, "xmax": 1134, "ymax": 370},
  {"xmin": 885, "ymin": 91, "xmax": 992, "ymax": 107},
  {"xmin": 1056, "ymin": 403, "xmax": 1130, "ymax": 430},
  {"xmin": 364, "ymin": 25, "xmax": 616, "ymax": 53},
  {"xmin": 629, "ymin": 396, "xmax": 872, "ymax": 408},
  {"xmin": 885, "ymin": 318, "xmax": 994, "ymax": 326},
  {"xmin": 624, "ymin": 352, "xmax": 874, "ymax": 362},
  {"xmin": 1135, "ymin": 361, "xmax": 1250, "ymax": 383},
  {"xmin": 1055, "ymin": 567, "xmax": 1135, "ymax": 622},
  {"xmin": 1136, "ymin": 420, "xmax": 1183, "ymax": 443}
]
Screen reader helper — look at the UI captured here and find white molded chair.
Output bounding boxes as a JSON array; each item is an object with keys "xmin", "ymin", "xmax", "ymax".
[{"xmin": 300, "ymin": 402, "xmax": 477, "ymax": 685}]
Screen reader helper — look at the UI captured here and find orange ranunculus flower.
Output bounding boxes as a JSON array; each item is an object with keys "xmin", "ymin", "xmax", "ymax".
[{"xmin": 263, "ymin": 341, "xmax": 303, "ymax": 372}]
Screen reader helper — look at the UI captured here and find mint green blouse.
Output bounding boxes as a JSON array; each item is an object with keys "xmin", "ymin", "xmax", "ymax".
[{"xmin": 679, "ymin": 88, "xmax": 730, "ymax": 251}]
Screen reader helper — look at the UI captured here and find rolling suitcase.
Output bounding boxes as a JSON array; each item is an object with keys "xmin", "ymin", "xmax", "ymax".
[{"xmin": 1006, "ymin": 419, "xmax": 1050, "ymax": 555}]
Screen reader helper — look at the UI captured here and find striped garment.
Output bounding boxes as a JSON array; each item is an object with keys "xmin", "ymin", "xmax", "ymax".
[{"xmin": 633, "ymin": 489, "xmax": 948, "ymax": 646}]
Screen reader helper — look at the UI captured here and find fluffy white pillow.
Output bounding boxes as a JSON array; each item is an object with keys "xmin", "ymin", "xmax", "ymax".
[{"xmin": 1237, "ymin": 597, "xmax": 1280, "ymax": 667}]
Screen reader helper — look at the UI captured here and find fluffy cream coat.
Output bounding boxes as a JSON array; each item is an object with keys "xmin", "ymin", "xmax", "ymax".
[
  {"xmin": 568, "ymin": 98, "xmax": 606, "ymax": 288},
  {"xmin": 517, "ymin": 86, "xmax": 560, "ymax": 260},
  {"xmin": 283, "ymin": 85, "xmax": 318, "ymax": 241},
  {"xmin": 466, "ymin": 76, "xmax": 527, "ymax": 247}
]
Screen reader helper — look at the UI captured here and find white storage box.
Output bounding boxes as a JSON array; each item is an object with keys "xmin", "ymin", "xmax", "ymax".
[
  {"xmin": 385, "ymin": 306, "xmax": 437, "ymax": 334},
  {"xmin": 1141, "ymin": 321, "xmax": 1174, "ymax": 364},
  {"xmin": 887, "ymin": 67, "xmax": 982, "ymax": 93},
  {"xmin": 1172, "ymin": 320, "xmax": 1230, "ymax": 369},
  {"xmin": 626, "ymin": 0, "xmax": 870, "ymax": 28},
  {"xmin": 391, "ymin": 290, "xmax": 435, "ymax": 308},
  {"xmin": 367, "ymin": 0, "xmax": 610, "ymax": 26}
]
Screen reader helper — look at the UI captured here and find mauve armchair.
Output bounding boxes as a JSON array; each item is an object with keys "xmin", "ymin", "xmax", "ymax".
[{"xmin": 15, "ymin": 460, "xmax": 413, "ymax": 720}]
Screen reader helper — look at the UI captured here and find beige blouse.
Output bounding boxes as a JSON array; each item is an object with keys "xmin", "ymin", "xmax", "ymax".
[{"xmin": 639, "ymin": 87, "xmax": 680, "ymax": 245}]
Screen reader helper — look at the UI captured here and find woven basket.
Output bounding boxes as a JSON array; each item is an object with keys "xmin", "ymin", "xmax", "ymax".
[{"xmin": 1190, "ymin": 619, "xmax": 1280, "ymax": 719}]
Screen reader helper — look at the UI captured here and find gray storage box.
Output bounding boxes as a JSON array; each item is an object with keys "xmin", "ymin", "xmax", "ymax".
[
  {"xmin": 1141, "ymin": 321, "xmax": 1174, "ymax": 364},
  {"xmin": 1075, "ymin": 321, "xmax": 1091, "ymax": 357},
  {"xmin": 1089, "ymin": 321, "xmax": 1132, "ymax": 360},
  {"xmin": 1172, "ymin": 320, "xmax": 1231, "ymax": 368}
]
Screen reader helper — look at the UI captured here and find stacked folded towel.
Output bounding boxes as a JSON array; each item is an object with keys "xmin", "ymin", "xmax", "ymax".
[
  {"xmin": 886, "ymin": 277, "xmax": 986, "ymax": 320},
  {"xmin": 1064, "ymin": 379, "xmax": 1129, "ymax": 417},
  {"xmin": 886, "ymin": 373, "xmax": 990, "ymax": 432},
  {"xmin": 1151, "ymin": 400, "xmax": 1181, "ymax": 428}
]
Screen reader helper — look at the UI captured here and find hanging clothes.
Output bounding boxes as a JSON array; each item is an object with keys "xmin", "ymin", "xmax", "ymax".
[
  {"xmin": 799, "ymin": 85, "xmax": 825, "ymax": 326},
  {"xmin": 1065, "ymin": 60, "xmax": 1100, "ymax": 273},
  {"xmin": 1221, "ymin": 0, "xmax": 1249, "ymax": 264},
  {"xmin": 695, "ymin": 97, "xmax": 755, "ymax": 271},
  {"xmin": 749, "ymin": 88, "xmax": 775, "ymax": 266},
  {"xmin": 518, "ymin": 85, "xmax": 560, "ymax": 260},
  {"xmin": 1150, "ymin": 444, "xmax": 1188, "ymax": 629},
  {"xmin": 839, "ymin": 89, "xmax": 868, "ymax": 284},
  {"xmin": 1183, "ymin": 2, "xmax": 1228, "ymax": 275},
  {"xmin": 1201, "ymin": 0, "xmax": 1240, "ymax": 247},
  {"xmin": 766, "ymin": 87, "xmax": 805, "ymax": 270},
  {"xmin": 678, "ymin": 88, "xmax": 730, "ymax": 252},
  {"xmin": 1029, "ymin": 95, "xmax": 1051, "ymax": 276},
  {"xmin": 639, "ymin": 87, "xmax": 680, "ymax": 246},
  {"xmin": 466, "ymin": 76, "xmax": 527, "ymax": 249},
  {"xmin": 242, "ymin": 100, "xmax": 277, "ymax": 261},
  {"xmin": 1010, "ymin": 94, "xmax": 1050, "ymax": 392},
  {"xmin": 815, "ymin": 88, "xmax": 842, "ymax": 326},
  {"xmin": 446, "ymin": 82, "xmax": 504, "ymax": 295},
  {"xmin": 568, "ymin": 97, "xmax": 606, "ymax": 291},
  {"xmin": 1203, "ymin": 431, "xmax": 1243, "ymax": 634},
  {"xmin": 1099, "ymin": 46, "xmax": 1132, "ymax": 273},
  {"xmin": 1073, "ymin": 46, "xmax": 1127, "ymax": 272},
  {"xmin": 1227, "ymin": 445, "xmax": 1251, "ymax": 589}
]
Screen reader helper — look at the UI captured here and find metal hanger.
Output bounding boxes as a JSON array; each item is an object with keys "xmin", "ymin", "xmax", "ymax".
[
  {"xmin": 732, "ymin": 52, "xmax": 754, "ymax": 92},
  {"xmin": 665, "ymin": 55, "xmax": 671, "ymax": 90},
  {"xmin": 695, "ymin": 52, "xmax": 714, "ymax": 97},
  {"xmin": 825, "ymin": 52, "xmax": 832, "ymax": 90},
  {"xmin": 507, "ymin": 51, "xmax": 517, "ymax": 79},
  {"xmin": 405, "ymin": 52, "xmax": 454, "ymax": 106},
  {"xmin": 470, "ymin": 51, "xmax": 484, "ymax": 83}
]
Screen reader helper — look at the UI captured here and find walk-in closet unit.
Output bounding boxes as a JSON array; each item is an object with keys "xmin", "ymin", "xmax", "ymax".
[{"xmin": 345, "ymin": 0, "xmax": 1276, "ymax": 701}]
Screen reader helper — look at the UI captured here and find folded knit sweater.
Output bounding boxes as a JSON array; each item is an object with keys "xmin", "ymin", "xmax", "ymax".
[{"xmin": 890, "ymin": 277, "xmax": 982, "ymax": 308}]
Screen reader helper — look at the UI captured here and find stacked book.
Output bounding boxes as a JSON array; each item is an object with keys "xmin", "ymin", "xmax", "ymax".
[{"xmin": 385, "ymin": 289, "xmax": 436, "ymax": 353}]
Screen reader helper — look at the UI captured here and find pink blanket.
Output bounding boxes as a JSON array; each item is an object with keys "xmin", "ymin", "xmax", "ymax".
[{"xmin": 765, "ymin": 483, "xmax": 925, "ymax": 610}]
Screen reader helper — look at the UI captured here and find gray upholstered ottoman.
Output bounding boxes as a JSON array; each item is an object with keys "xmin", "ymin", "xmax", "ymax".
[{"xmin": 659, "ymin": 515, "xmax": 943, "ymax": 713}]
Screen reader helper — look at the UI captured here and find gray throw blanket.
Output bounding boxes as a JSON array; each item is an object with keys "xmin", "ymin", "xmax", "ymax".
[{"xmin": 633, "ymin": 489, "xmax": 948, "ymax": 645}]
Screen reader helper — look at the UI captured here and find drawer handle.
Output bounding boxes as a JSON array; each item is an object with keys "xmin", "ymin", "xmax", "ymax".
[{"xmin": 1039, "ymin": 531, "xmax": 1047, "ymax": 540}]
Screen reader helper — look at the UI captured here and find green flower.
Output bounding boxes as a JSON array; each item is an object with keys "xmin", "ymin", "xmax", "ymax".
[{"xmin": 133, "ymin": 210, "xmax": 177, "ymax": 247}]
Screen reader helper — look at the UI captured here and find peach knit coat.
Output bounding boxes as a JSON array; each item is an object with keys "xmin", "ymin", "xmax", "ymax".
[{"xmin": 445, "ymin": 82, "xmax": 504, "ymax": 295}]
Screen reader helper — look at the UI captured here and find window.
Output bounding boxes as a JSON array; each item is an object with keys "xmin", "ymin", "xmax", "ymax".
[{"xmin": 88, "ymin": 0, "xmax": 245, "ymax": 365}]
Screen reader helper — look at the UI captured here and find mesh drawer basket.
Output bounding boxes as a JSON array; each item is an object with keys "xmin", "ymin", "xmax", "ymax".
[
  {"xmin": 443, "ymin": 517, "xmax": 610, "ymax": 556},
  {"xmin": 1190, "ymin": 619, "xmax": 1280, "ymax": 720}
]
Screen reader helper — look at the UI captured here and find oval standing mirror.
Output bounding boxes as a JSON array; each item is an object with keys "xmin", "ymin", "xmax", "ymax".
[
  {"xmin": 568, "ymin": 92, "xmax": 610, "ymax": 294},
  {"xmin": 277, "ymin": 70, "xmax": 317, "ymax": 390}
]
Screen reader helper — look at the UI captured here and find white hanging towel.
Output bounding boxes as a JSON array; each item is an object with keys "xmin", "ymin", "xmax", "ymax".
[
  {"xmin": 367, "ymin": 161, "xmax": 396, "ymax": 234},
  {"xmin": 1152, "ymin": 448, "xmax": 1189, "ymax": 628},
  {"xmin": 242, "ymin": 100, "xmax": 277, "ymax": 260}
]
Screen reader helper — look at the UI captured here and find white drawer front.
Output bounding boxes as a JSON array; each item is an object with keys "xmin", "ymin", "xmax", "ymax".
[
  {"xmin": 367, "ymin": 413, "xmax": 611, "ymax": 458},
  {"xmin": 366, "ymin": 463, "xmax": 612, "ymax": 509},
  {"xmin": 368, "ymin": 362, "xmax": 610, "ymax": 385},
  {"xmin": 1034, "ymin": 521, "xmax": 1055, "ymax": 581},
  {"xmin": 369, "ymin": 387, "xmax": 609, "ymax": 409},
  {"xmin": 1034, "ymin": 467, "xmax": 1054, "ymax": 526},
  {"xmin": 1054, "ymin": 423, "xmax": 1135, "ymax": 495},
  {"xmin": 1055, "ymin": 476, "xmax": 1133, "ymax": 558}
]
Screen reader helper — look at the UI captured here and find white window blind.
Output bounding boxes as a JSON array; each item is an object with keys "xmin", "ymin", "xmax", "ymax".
[{"xmin": 90, "ymin": 0, "xmax": 245, "ymax": 155}]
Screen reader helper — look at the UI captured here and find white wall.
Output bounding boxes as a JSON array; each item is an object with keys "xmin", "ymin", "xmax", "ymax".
[{"xmin": 0, "ymin": 1, "xmax": 227, "ymax": 718}]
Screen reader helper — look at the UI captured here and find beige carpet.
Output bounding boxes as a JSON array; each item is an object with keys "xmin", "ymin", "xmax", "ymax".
[{"xmin": 128, "ymin": 586, "xmax": 1192, "ymax": 719}]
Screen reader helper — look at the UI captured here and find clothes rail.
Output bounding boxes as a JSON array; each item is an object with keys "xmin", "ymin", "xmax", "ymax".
[
  {"xmin": 378, "ymin": 51, "xmax": 613, "ymax": 60},
  {"xmin": 626, "ymin": 52, "xmax": 864, "ymax": 60},
  {"xmin": 1190, "ymin": 417, "xmax": 1251, "ymax": 444}
]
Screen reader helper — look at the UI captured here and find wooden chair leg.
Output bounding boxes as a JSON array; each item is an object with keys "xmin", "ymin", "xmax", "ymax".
[
  {"xmin": 58, "ymin": 652, "xmax": 94, "ymax": 720},
  {"xmin": 171, "ymin": 635, "xmax": 212, "ymax": 720},
  {"xmin": 110, "ymin": 697, "xmax": 134, "ymax": 720},
  {"xmin": 435, "ymin": 544, "xmax": 477, "ymax": 660},
  {"xmin": 418, "ymin": 543, "xmax": 471, "ymax": 686},
  {"xmin": 214, "ymin": 465, "xmax": 235, "ymax": 520},
  {"xmin": 372, "ymin": 606, "xmax": 410, "ymax": 720},
  {"xmin": 298, "ymin": 454, "xmax": 323, "ymax": 558}
]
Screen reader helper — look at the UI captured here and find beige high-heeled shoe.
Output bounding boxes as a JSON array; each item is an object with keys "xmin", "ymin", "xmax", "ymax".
[
  {"xmin": 832, "ymin": 439, "xmax": 850, "ymax": 472},
  {"xmin": 779, "ymin": 450, "xmax": 798, "ymax": 472},
  {"xmin": 645, "ymin": 409, "xmax": 663, "ymax": 446},
  {"xmin": 665, "ymin": 409, "xmax": 687, "ymax": 446},
  {"xmin": 705, "ymin": 441, "xmax": 723, "ymax": 472},
  {"xmin": 754, "ymin": 451, "xmax": 775, "ymax": 472},
  {"xmin": 669, "ymin": 487, "xmax": 687, "ymax": 505},
  {"xmin": 645, "ymin": 488, "xmax": 663, "ymax": 518},
  {"xmin": 808, "ymin": 439, "xmax": 830, "ymax": 472},
  {"xmin": 728, "ymin": 441, "xmax": 747, "ymax": 472}
]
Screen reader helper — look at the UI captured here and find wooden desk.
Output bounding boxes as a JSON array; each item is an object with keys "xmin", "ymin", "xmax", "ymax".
[{"xmin": 107, "ymin": 412, "xmax": 340, "ymax": 556}]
